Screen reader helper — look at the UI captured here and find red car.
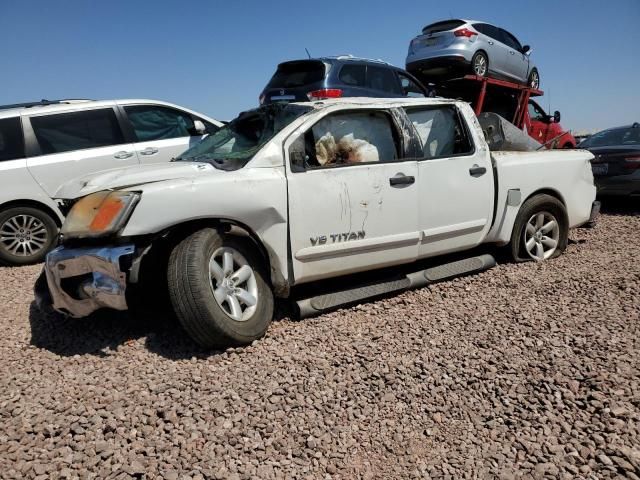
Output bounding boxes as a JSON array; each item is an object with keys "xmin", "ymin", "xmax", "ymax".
[{"xmin": 525, "ymin": 99, "xmax": 576, "ymax": 149}]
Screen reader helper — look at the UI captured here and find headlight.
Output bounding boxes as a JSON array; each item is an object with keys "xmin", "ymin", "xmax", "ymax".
[{"xmin": 61, "ymin": 191, "xmax": 140, "ymax": 239}]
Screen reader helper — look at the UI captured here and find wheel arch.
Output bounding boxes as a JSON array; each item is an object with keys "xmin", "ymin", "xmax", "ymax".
[
  {"xmin": 0, "ymin": 199, "xmax": 64, "ymax": 227},
  {"xmin": 143, "ymin": 217, "xmax": 289, "ymax": 298},
  {"xmin": 523, "ymin": 188, "xmax": 566, "ymax": 208},
  {"xmin": 470, "ymin": 49, "xmax": 490, "ymax": 76}
]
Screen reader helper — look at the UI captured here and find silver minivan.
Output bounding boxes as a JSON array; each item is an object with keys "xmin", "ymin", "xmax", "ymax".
[
  {"xmin": 0, "ymin": 99, "xmax": 221, "ymax": 265},
  {"xmin": 406, "ymin": 19, "xmax": 539, "ymax": 89}
]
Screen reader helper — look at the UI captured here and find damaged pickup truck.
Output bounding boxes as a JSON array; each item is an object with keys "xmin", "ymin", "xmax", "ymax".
[{"xmin": 36, "ymin": 98, "xmax": 598, "ymax": 348}]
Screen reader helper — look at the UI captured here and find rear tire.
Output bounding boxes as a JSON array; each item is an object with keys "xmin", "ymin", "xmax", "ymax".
[
  {"xmin": 510, "ymin": 194, "xmax": 568, "ymax": 262},
  {"xmin": 471, "ymin": 51, "xmax": 489, "ymax": 77},
  {"xmin": 167, "ymin": 228, "xmax": 274, "ymax": 348},
  {"xmin": 528, "ymin": 68, "xmax": 540, "ymax": 89},
  {"xmin": 0, "ymin": 206, "xmax": 58, "ymax": 266}
]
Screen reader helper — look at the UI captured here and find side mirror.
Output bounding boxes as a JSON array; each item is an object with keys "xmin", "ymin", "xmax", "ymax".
[
  {"xmin": 553, "ymin": 110, "xmax": 561, "ymax": 123},
  {"xmin": 193, "ymin": 120, "xmax": 206, "ymax": 135},
  {"xmin": 522, "ymin": 45, "xmax": 532, "ymax": 56}
]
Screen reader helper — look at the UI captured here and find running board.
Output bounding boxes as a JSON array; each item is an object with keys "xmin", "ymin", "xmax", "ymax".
[{"xmin": 295, "ymin": 254, "xmax": 496, "ymax": 318}]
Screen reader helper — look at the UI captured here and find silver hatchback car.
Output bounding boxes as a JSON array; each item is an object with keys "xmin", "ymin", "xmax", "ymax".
[{"xmin": 406, "ymin": 19, "xmax": 539, "ymax": 89}]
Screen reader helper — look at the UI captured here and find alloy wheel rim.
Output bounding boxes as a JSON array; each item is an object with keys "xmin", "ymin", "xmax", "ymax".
[
  {"xmin": 474, "ymin": 55, "xmax": 487, "ymax": 76},
  {"xmin": 208, "ymin": 247, "xmax": 258, "ymax": 322},
  {"xmin": 0, "ymin": 214, "xmax": 48, "ymax": 257},
  {"xmin": 530, "ymin": 71, "xmax": 539, "ymax": 88},
  {"xmin": 523, "ymin": 211, "xmax": 560, "ymax": 261}
]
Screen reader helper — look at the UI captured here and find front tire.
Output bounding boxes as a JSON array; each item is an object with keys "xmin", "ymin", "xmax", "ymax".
[
  {"xmin": 510, "ymin": 194, "xmax": 568, "ymax": 262},
  {"xmin": 528, "ymin": 68, "xmax": 540, "ymax": 89},
  {"xmin": 471, "ymin": 51, "xmax": 489, "ymax": 77},
  {"xmin": 167, "ymin": 228, "xmax": 274, "ymax": 348},
  {"xmin": 0, "ymin": 206, "xmax": 58, "ymax": 266}
]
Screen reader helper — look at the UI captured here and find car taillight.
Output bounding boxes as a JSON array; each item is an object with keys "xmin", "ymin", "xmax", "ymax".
[
  {"xmin": 307, "ymin": 89, "xmax": 343, "ymax": 101},
  {"xmin": 454, "ymin": 28, "xmax": 477, "ymax": 38},
  {"xmin": 623, "ymin": 156, "xmax": 640, "ymax": 169}
]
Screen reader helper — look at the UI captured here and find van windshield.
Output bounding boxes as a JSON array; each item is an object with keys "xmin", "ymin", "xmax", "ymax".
[{"xmin": 177, "ymin": 104, "xmax": 312, "ymax": 170}]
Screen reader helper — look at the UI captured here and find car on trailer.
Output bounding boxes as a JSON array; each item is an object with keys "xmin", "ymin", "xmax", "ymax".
[{"xmin": 406, "ymin": 19, "xmax": 539, "ymax": 88}]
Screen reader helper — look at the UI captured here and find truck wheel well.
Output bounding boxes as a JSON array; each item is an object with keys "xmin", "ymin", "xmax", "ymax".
[
  {"xmin": 138, "ymin": 218, "xmax": 288, "ymax": 297},
  {"xmin": 524, "ymin": 188, "xmax": 566, "ymax": 207},
  {"xmin": 0, "ymin": 200, "xmax": 63, "ymax": 227}
]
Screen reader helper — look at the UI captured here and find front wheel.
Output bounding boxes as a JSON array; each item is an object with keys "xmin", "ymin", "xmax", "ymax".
[
  {"xmin": 528, "ymin": 68, "xmax": 540, "ymax": 89},
  {"xmin": 167, "ymin": 228, "xmax": 274, "ymax": 348},
  {"xmin": 510, "ymin": 194, "xmax": 568, "ymax": 262},
  {"xmin": 0, "ymin": 206, "xmax": 58, "ymax": 266}
]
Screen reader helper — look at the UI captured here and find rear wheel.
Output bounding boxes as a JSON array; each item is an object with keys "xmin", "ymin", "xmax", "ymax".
[
  {"xmin": 167, "ymin": 228, "xmax": 274, "ymax": 348},
  {"xmin": 528, "ymin": 68, "xmax": 540, "ymax": 89},
  {"xmin": 510, "ymin": 194, "xmax": 568, "ymax": 262},
  {"xmin": 0, "ymin": 206, "xmax": 58, "ymax": 266},
  {"xmin": 471, "ymin": 51, "xmax": 489, "ymax": 77}
]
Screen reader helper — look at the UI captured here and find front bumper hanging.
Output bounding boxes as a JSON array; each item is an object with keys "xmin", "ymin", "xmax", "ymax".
[{"xmin": 42, "ymin": 244, "xmax": 135, "ymax": 318}]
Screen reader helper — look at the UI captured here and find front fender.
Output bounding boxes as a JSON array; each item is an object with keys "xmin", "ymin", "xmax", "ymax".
[{"xmin": 121, "ymin": 166, "xmax": 289, "ymax": 287}]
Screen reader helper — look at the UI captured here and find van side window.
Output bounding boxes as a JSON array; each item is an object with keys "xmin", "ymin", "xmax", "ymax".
[
  {"xmin": 339, "ymin": 65, "xmax": 366, "ymax": 87},
  {"xmin": 366, "ymin": 66, "xmax": 402, "ymax": 94},
  {"xmin": 404, "ymin": 106, "xmax": 473, "ymax": 159},
  {"xmin": 125, "ymin": 105, "xmax": 196, "ymax": 141},
  {"xmin": 305, "ymin": 111, "xmax": 399, "ymax": 168},
  {"xmin": 0, "ymin": 117, "xmax": 25, "ymax": 161},
  {"xmin": 30, "ymin": 109, "xmax": 125, "ymax": 155}
]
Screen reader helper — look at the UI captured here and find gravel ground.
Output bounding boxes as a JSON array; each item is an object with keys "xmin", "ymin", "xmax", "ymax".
[{"xmin": 1, "ymin": 204, "xmax": 639, "ymax": 480}]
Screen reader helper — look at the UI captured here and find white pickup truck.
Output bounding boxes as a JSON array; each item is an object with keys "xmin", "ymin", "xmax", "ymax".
[{"xmin": 36, "ymin": 98, "xmax": 598, "ymax": 348}]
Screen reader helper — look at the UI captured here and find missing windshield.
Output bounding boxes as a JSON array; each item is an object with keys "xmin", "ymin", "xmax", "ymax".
[{"xmin": 177, "ymin": 103, "xmax": 312, "ymax": 170}]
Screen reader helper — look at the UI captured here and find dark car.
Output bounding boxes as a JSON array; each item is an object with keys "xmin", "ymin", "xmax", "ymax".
[
  {"xmin": 259, "ymin": 56, "xmax": 429, "ymax": 104},
  {"xmin": 579, "ymin": 123, "xmax": 640, "ymax": 196}
]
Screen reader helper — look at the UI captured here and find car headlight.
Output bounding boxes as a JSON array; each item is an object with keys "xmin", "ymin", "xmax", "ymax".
[{"xmin": 61, "ymin": 191, "xmax": 140, "ymax": 239}]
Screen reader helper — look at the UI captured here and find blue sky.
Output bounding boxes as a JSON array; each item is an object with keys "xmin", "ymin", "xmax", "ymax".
[{"xmin": 1, "ymin": 0, "xmax": 638, "ymax": 131}]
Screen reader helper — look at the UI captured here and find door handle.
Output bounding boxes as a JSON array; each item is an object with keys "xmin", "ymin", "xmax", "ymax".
[
  {"xmin": 469, "ymin": 165, "xmax": 487, "ymax": 177},
  {"xmin": 389, "ymin": 173, "xmax": 415, "ymax": 186},
  {"xmin": 140, "ymin": 147, "xmax": 159, "ymax": 155},
  {"xmin": 510, "ymin": 51, "xmax": 515, "ymax": 55},
  {"xmin": 114, "ymin": 151, "xmax": 134, "ymax": 160},
  {"xmin": 488, "ymin": 41, "xmax": 494, "ymax": 45}
]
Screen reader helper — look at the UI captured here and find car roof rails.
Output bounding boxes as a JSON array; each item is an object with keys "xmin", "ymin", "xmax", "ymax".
[
  {"xmin": 323, "ymin": 55, "xmax": 392, "ymax": 66},
  {"xmin": 0, "ymin": 99, "xmax": 94, "ymax": 111}
]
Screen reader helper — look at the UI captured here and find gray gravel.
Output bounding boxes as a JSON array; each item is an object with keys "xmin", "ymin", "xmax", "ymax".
[{"xmin": 1, "ymin": 205, "xmax": 639, "ymax": 479}]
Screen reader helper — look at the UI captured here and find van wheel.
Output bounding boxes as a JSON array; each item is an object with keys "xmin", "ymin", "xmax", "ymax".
[
  {"xmin": 510, "ymin": 194, "xmax": 568, "ymax": 262},
  {"xmin": 167, "ymin": 228, "xmax": 274, "ymax": 348},
  {"xmin": 0, "ymin": 206, "xmax": 58, "ymax": 266},
  {"xmin": 471, "ymin": 51, "xmax": 489, "ymax": 77},
  {"xmin": 528, "ymin": 68, "xmax": 540, "ymax": 89}
]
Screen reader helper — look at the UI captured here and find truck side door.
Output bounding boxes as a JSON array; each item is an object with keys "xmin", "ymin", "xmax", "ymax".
[
  {"xmin": 403, "ymin": 104, "xmax": 494, "ymax": 258},
  {"xmin": 285, "ymin": 108, "xmax": 419, "ymax": 284}
]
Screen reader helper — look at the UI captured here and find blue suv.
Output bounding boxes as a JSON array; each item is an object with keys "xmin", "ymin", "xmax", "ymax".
[{"xmin": 260, "ymin": 56, "xmax": 429, "ymax": 104}]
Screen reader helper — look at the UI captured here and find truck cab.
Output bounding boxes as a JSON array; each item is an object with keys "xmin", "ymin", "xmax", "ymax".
[{"xmin": 525, "ymin": 99, "xmax": 576, "ymax": 149}]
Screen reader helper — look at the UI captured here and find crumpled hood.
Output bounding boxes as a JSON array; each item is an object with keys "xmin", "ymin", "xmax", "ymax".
[{"xmin": 55, "ymin": 162, "xmax": 216, "ymax": 199}]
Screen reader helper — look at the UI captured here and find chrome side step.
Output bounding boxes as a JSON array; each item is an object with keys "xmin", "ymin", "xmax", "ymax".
[{"xmin": 295, "ymin": 254, "xmax": 496, "ymax": 318}]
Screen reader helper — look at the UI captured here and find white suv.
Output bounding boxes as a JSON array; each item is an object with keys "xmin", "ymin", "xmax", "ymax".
[{"xmin": 0, "ymin": 99, "xmax": 221, "ymax": 266}]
